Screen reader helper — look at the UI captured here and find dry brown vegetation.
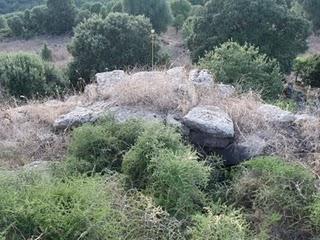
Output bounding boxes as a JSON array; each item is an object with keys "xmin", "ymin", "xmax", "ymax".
[{"xmin": 0, "ymin": 97, "xmax": 80, "ymax": 168}]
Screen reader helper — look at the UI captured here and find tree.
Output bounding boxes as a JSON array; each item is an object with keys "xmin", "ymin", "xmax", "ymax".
[
  {"xmin": 41, "ymin": 43, "xmax": 53, "ymax": 61},
  {"xmin": 199, "ymin": 41, "xmax": 284, "ymax": 99},
  {"xmin": 47, "ymin": 0, "xmax": 76, "ymax": 34},
  {"xmin": 299, "ymin": 0, "xmax": 320, "ymax": 32},
  {"xmin": 171, "ymin": 0, "xmax": 192, "ymax": 32},
  {"xmin": 187, "ymin": 0, "xmax": 311, "ymax": 72},
  {"xmin": 122, "ymin": 0, "xmax": 172, "ymax": 33},
  {"xmin": 68, "ymin": 13, "xmax": 158, "ymax": 85}
]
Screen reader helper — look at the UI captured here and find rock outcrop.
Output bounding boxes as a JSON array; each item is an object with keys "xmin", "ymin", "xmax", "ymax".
[{"xmin": 183, "ymin": 106, "xmax": 234, "ymax": 148}]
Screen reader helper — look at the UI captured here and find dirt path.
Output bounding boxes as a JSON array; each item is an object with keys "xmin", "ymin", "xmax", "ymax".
[{"xmin": 160, "ymin": 27, "xmax": 192, "ymax": 67}]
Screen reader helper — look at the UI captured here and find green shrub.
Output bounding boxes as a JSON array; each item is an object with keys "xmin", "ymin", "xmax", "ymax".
[
  {"xmin": 0, "ymin": 171, "xmax": 184, "ymax": 240},
  {"xmin": 188, "ymin": 0, "xmax": 311, "ymax": 72},
  {"xmin": 231, "ymin": 156, "xmax": 316, "ymax": 239},
  {"xmin": 0, "ymin": 53, "xmax": 46, "ymax": 97},
  {"xmin": 199, "ymin": 41, "xmax": 284, "ymax": 100},
  {"xmin": 0, "ymin": 53, "xmax": 66, "ymax": 98},
  {"xmin": 191, "ymin": 209, "xmax": 251, "ymax": 240},
  {"xmin": 68, "ymin": 13, "xmax": 158, "ymax": 85},
  {"xmin": 294, "ymin": 55, "xmax": 320, "ymax": 88},
  {"xmin": 67, "ymin": 118, "xmax": 144, "ymax": 174},
  {"xmin": 272, "ymin": 99, "xmax": 298, "ymax": 112},
  {"xmin": 310, "ymin": 196, "xmax": 320, "ymax": 233},
  {"xmin": 123, "ymin": 122, "xmax": 210, "ymax": 218},
  {"xmin": 41, "ymin": 43, "xmax": 53, "ymax": 61},
  {"xmin": 0, "ymin": 16, "xmax": 7, "ymax": 29},
  {"xmin": 147, "ymin": 149, "xmax": 210, "ymax": 218},
  {"xmin": 122, "ymin": 122, "xmax": 186, "ymax": 189},
  {"xmin": 122, "ymin": 0, "xmax": 172, "ymax": 33}
]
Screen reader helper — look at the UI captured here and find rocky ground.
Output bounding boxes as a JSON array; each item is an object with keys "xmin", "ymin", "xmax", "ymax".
[{"xmin": 1, "ymin": 67, "xmax": 319, "ymax": 174}]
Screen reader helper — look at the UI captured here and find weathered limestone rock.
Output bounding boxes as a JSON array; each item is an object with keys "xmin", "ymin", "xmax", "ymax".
[
  {"xmin": 108, "ymin": 106, "xmax": 164, "ymax": 123},
  {"xmin": 183, "ymin": 106, "xmax": 234, "ymax": 148},
  {"xmin": 257, "ymin": 104, "xmax": 296, "ymax": 125},
  {"xmin": 189, "ymin": 69, "xmax": 214, "ymax": 86}
]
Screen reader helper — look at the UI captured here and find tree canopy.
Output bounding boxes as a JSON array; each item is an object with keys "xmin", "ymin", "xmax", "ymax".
[
  {"xmin": 122, "ymin": 0, "xmax": 172, "ymax": 33},
  {"xmin": 187, "ymin": 0, "xmax": 311, "ymax": 72}
]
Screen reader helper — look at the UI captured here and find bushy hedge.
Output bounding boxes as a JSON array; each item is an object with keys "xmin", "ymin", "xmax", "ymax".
[
  {"xmin": 199, "ymin": 41, "xmax": 284, "ymax": 100},
  {"xmin": 0, "ymin": 53, "xmax": 67, "ymax": 98}
]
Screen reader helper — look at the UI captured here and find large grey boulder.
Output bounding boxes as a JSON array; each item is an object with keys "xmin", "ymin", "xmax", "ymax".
[
  {"xmin": 95, "ymin": 70, "xmax": 128, "ymax": 95},
  {"xmin": 257, "ymin": 104, "xmax": 296, "ymax": 125},
  {"xmin": 183, "ymin": 106, "xmax": 234, "ymax": 148}
]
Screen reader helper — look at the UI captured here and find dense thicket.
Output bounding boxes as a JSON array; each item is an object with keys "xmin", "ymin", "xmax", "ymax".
[
  {"xmin": 199, "ymin": 41, "xmax": 284, "ymax": 99},
  {"xmin": 122, "ymin": 0, "xmax": 172, "ymax": 33},
  {"xmin": 68, "ymin": 13, "xmax": 158, "ymax": 85},
  {"xmin": 187, "ymin": 0, "xmax": 311, "ymax": 72}
]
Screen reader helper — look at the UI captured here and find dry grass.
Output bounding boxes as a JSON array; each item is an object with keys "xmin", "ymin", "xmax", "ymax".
[{"xmin": 0, "ymin": 97, "xmax": 80, "ymax": 169}]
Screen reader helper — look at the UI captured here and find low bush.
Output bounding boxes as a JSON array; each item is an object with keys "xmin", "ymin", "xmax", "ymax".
[
  {"xmin": 122, "ymin": 122, "xmax": 210, "ymax": 218},
  {"xmin": 199, "ymin": 41, "xmax": 284, "ymax": 100},
  {"xmin": 230, "ymin": 156, "xmax": 317, "ymax": 239},
  {"xmin": 294, "ymin": 55, "xmax": 320, "ymax": 88},
  {"xmin": 0, "ymin": 171, "xmax": 184, "ymax": 240},
  {"xmin": 0, "ymin": 53, "xmax": 67, "ymax": 98},
  {"xmin": 147, "ymin": 149, "xmax": 210, "ymax": 218},
  {"xmin": 41, "ymin": 43, "xmax": 53, "ymax": 61},
  {"xmin": 122, "ymin": 122, "xmax": 187, "ymax": 189},
  {"xmin": 191, "ymin": 209, "xmax": 252, "ymax": 240},
  {"xmin": 67, "ymin": 118, "xmax": 144, "ymax": 174}
]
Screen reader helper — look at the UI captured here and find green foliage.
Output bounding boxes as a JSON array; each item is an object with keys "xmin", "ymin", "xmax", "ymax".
[
  {"xmin": 294, "ymin": 55, "xmax": 320, "ymax": 88},
  {"xmin": 0, "ymin": 0, "xmax": 44, "ymax": 14},
  {"xmin": 272, "ymin": 98, "xmax": 298, "ymax": 112},
  {"xmin": 0, "ymin": 16, "xmax": 7, "ymax": 29},
  {"xmin": 68, "ymin": 13, "xmax": 157, "ymax": 85},
  {"xmin": 122, "ymin": 123, "xmax": 186, "ymax": 189},
  {"xmin": 147, "ymin": 149, "xmax": 210, "ymax": 218},
  {"xmin": 191, "ymin": 209, "xmax": 251, "ymax": 240},
  {"xmin": 171, "ymin": 0, "xmax": 191, "ymax": 31},
  {"xmin": 310, "ymin": 196, "xmax": 320, "ymax": 232},
  {"xmin": 199, "ymin": 41, "xmax": 284, "ymax": 99},
  {"xmin": 122, "ymin": 0, "xmax": 172, "ymax": 33},
  {"xmin": 171, "ymin": 0, "xmax": 191, "ymax": 19},
  {"xmin": 187, "ymin": 0, "xmax": 311, "ymax": 72},
  {"xmin": 122, "ymin": 122, "xmax": 210, "ymax": 218},
  {"xmin": 0, "ymin": 171, "xmax": 184, "ymax": 240},
  {"xmin": 299, "ymin": 0, "xmax": 320, "ymax": 32},
  {"xmin": 0, "ymin": 53, "xmax": 67, "ymax": 98},
  {"xmin": 67, "ymin": 118, "xmax": 144, "ymax": 174},
  {"xmin": 0, "ymin": 53, "xmax": 45, "ymax": 97},
  {"xmin": 231, "ymin": 156, "xmax": 316, "ymax": 239},
  {"xmin": 47, "ymin": 0, "xmax": 76, "ymax": 34},
  {"xmin": 41, "ymin": 43, "xmax": 53, "ymax": 61}
]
